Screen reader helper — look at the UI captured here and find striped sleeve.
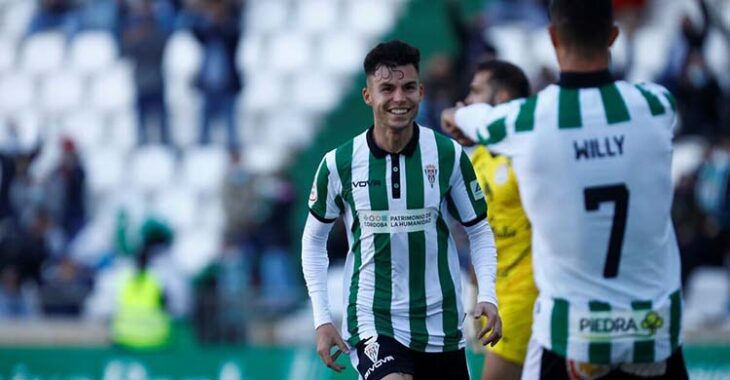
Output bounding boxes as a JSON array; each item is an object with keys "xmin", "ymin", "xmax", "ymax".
[
  {"xmin": 635, "ymin": 82, "xmax": 678, "ymax": 134},
  {"xmin": 308, "ymin": 151, "xmax": 342, "ymax": 223},
  {"xmin": 446, "ymin": 145, "xmax": 488, "ymax": 226},
  {"xmin": 454, "ymin": 98, "xmax": 527, "ymax": 156}
]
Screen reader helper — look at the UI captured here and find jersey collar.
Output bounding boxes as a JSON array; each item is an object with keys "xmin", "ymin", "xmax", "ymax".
[
  {"xmin": 558, "ymin": 70, "xmax": 613, "ymax": 89},
  {"xmin": 366, "ymin": 122, "xmax": 420, "ymax": 159}
]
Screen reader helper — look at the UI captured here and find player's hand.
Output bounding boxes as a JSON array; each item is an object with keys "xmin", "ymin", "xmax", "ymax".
[
  {"xmin": 474, "ymin": 302, "xmax": 502, "ymax": 347},
  {"xmin": 315, "ymin": 323, "xmax": 350, "ymax": 372},
  {"xmin": 441, "ymin": 104, "xmax": 475, "ymax": 147}
]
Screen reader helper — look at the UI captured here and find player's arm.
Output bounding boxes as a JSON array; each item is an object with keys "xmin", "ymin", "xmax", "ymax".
[
  {"xmin": 302, "ymin": 154, "xmax": 349, "ymax": 371},
  {"xmin": 446, "ymin": 146, "xmax": 501, "ymax": 346},
  {"xmin": 443, "ymin": 100, "xmax": 523, "ymax": 155}
]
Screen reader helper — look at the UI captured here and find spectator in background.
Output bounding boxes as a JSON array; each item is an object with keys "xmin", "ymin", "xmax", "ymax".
[
  {"xmin": 39, "ymin": 256, "xmax": 92, "ymax": 316},
  {"xmin": 0, "ymin": 266, "xmax": 39, "ymax": 318},
  {"xmin": 483, "ymin": 0, "xmax": 548, "ymax": 29},
  {"xmin": 659, "ymin": 0, "xmax": 723, "ymax": 137},
  {"xmin": 416, "ymin": 54, "xmax": 458, "ymax": 132},
  {"xmin": 122, "ymin": 0, "xmax": 172, "ymax": 146},
  {"xmin": 674, "ymin": 51, "xmax": 723, "ymax": 137},
  {"xmin": 444, "ymin": 0, "xmax": 497, "ymax": 97},
  {"xmin": 112, "ymin": 243, "xmax": 171, "ymax": 349},
  {"xmin": 26, "ymin": 0, "xmax": 81, "ymax": 39},
  {"xmin": 44, "ymin": 137, "xmax": 87, "ymax": 245},
  {"xmin": 673, "ymin": 169, "xmax": 714, "ymax": 286},
  {"xmin": 221, "ymin": 151, "xmax": 262, "ymax": 247},
  {"xmin": 181, "ymin": 0, "xmax": 243, "ymax": 153},
  {"xmin": 695, "ymin": 137, "xmax": 730, "ymax": 260},
  {"xmin": 220, "ymin": 153, "xmax": 297, "ymax": 313}
]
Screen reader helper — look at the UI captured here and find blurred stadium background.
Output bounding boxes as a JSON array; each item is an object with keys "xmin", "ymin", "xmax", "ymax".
[{"xmin": 0, "ymin": 0, "xmax": 728, "ymax": 379}]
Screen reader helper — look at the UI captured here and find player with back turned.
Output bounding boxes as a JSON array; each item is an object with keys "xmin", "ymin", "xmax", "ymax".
[
  {"xmin": 443, "ymin": 1, "xmax": 688, "ymax": 379},
  {"xmin": 302, "ymin": 40, "xmax": 502, "ymax": 380}
]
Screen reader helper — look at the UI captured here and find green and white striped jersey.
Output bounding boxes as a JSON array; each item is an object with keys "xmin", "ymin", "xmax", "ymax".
[
  {"xmin": 456, "ymin": 75, "xmax": 682, "ymax": 364},
  {"xmin": 308, "ymin": 125, "xmax": 491, "ymax": 352}
]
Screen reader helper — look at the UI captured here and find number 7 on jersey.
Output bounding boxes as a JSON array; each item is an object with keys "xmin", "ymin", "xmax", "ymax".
[{"xmin": 583, "ymin": 184, "xmax": 630, "ymax": 279}]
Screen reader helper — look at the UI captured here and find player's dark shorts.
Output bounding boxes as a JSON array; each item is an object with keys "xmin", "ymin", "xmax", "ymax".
[
  {"xmin": 352, "ymin": 335, "xmax": 469, "ymax": 380},
  {"xmin": 527, "ymin": 345, "xmax": 689, "ymax": 380}
]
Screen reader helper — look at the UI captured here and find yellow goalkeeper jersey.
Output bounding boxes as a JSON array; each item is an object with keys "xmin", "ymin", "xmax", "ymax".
[{"xmin": 470, "ymin": 146, "xmax": 532, "ymax": 279}]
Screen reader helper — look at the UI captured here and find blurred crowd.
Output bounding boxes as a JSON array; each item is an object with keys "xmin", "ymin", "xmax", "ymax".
[
  {"xmin": 23, "ymin": 0, "xmax": 243, "ymax": 150},
  {"xmin": 0, "ymin": 0, "xmax": 302, "ymax": 346}
]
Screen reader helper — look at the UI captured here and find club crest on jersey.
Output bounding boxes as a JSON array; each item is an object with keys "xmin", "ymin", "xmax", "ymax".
[
  {"xmin": 309, "ymin": 186, "xmax": 317, "ymax": 203},
  {"xmin": 424, "ymin": 164, "xmax": 437, "ymax": 188},
  {"xmin": 364, "ymin": 339, "xmax": 380, "ymax": 363}
]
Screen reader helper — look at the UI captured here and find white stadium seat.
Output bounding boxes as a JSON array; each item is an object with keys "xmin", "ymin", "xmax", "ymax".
[
  {"xmin": 530, "ymin": 28, "xmax": 559, "ymax": 74},
  {"xmin": 236, "ymin": 34, "xmax": 264, "ymax": 74},
  {"xmin": 295, "ymin": 0, "xmax": 339, "ymax": 35},
  {"xmin": 163, "ymin": 31, "xmax": 203, "ymax": 82},
  {"xmin": 181, "ymin": 146, "xmax": 228, "ymax": 195},
  {"xmin": 269, "ymin": 32, "xmax": 312, "ymax": 74},
  {"xmin": 345, "ymin": 0, "xmax": 397, "ymax": 38},
  {"xmin": 197, "ymin": 195, "xmax": 224, "ymax": 231},
  {"xmin": 242, "ymin": 70, "xmax": 283, "ymax": 111},
  {"xmin": 292, "ymin": 72, "xmax": 340, "ymax": 113},
  {"xmin": 40, "ymin": 71, "xmax": 85, "ymax": 114},
  {"xmin": 151, "ymin": 187, "xmax": 197, "ymax": 231},
  {"xmin": 84, "ymin": 148, "xmax": 126, "ymax": 196},
  {"xmin": 246, "ymin": 0, "xmax": 289, "ymax": 34},
  {"xmin": 171, "ymin": 228, "xmax": 220, "ymax": 277},
  {"xmin": 20, "ymin": 32, "xmax": 65, "ymax": 76},
  {"xmin": 0, "ymin": 72, "xmax": 34, "ymax": 114},
  {"xmin": 90, "ymin": 62, "xmax": 135, "ymax": 113},
  {"xmin": 263, "ymin": 110, "xmax": 315, "ymax": 150},
  {"xmin": 0, "ymin": 37, "xmax": 17, "ymax": 73},
  {"xmin": 630, "ymin": 26, "xmax": 671, "ymax": 82},
  {"xmin": 129, "ymin": 145, "xmax": 177, "ymax": 193},
  {"xmin": 1, "ymin": 1, "xmax": 35, "ymax": 40},
  {"xmin": 318, "ymin": 32, "xmax": 367, "ymax": 75},
  {"xmin": 705, "ymin": 30, "xmax": 729, "ymax": 88},
  {"xmin": 61, "ymin": 109, "xmax": 105, "ymax": 152},
  {"xmin": 107, "ymin": 111, "xmax": 138, "ymax": 151},
  {"xmin": 487, "ymin": 26, "xmax": 532, "ymax": 77},
  {"xmin": 671, "ymin": 137, "xmax": 708, "ymax": 186},
  {"xmin": 69, "ymin": 31, "xmax": 118, "ymax": 76}
]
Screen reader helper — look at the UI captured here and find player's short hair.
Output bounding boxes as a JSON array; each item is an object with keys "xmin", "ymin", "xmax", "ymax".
[
  {"xmin": 476, "ymin": 60, "xmax": 531, "ymax": 99},
  {"xmin": 363, "ymin": 40, "xmax": 421, "ymax": 76},
  {"xmin": 549, "ymin": 0, "xmax": 614, "ymax": 57}
]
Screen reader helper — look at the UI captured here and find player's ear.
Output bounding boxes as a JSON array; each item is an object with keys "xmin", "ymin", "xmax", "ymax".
[
  {"xmin": 495, "ymin": 89, "xmax": 511, "ymax": 105},
  {"xmin": 362, "ymin": 86, "xmax": 372, "ymax": 106},
  {"xmin": 548, "ymin": 24, "xmax": 559, "ymax": 50},
  {"xmin": 419, "ymin": 82, "xmax": 425, "ymax": 98},
  {"xmin": 608, "ymin": 25, "xmax": 620, "ymax": 48}
]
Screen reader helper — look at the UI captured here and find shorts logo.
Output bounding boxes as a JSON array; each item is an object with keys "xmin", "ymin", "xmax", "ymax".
[
  {"xmin": 364, "ymin": 339, "xmax": 379, "ymax": 363},
  {"xmin": 362, "ymin": 338, "xmax": 395, "ymax": 380},
  {"xmin": 470, "ymin": 179, "xmax": 485, "ymax": 200},
  {"xmin": 567, "ymin": 359, "xmax": 610, "ymax": 380},
  {"xmin": 424, "ymin": 164, "xmax": 437, "ymax": 188}
]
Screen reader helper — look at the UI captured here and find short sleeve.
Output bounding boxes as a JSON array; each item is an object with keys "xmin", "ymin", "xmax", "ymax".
[
  {"xmin": 446, "ymin": 147, "xmax": 488, "ymax": 226},
  {"xmin": 308, "ymin": 152, "xmax": 342, "ymax": 223}
]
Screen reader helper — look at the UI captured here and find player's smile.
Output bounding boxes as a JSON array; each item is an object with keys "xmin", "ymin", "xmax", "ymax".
[{"xmin": 364, "ymin": 63, "xmax": 424, "ymax": 131}]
